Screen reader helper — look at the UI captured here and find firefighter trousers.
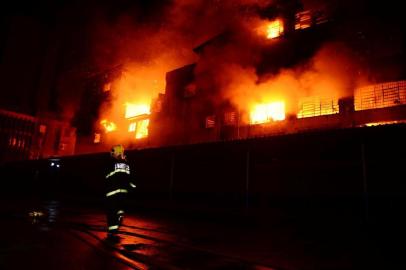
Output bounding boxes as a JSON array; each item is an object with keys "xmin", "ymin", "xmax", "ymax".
[{"xmin": 105, "ymin": 193, "xmax": 126, "ymax": 234}]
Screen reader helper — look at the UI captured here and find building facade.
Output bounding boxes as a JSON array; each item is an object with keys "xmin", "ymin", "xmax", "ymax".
[
  {"xmin": 0, "ymin": 109, "xmax": 76, "ymax": 163},
  {"xmin": 147, "ymin": 1, "xmax": 406, "ymax": 147}
]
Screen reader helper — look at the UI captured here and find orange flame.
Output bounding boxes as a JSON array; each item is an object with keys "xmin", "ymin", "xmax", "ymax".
[
  {"xmin": 297, "ymin": 96, "xmax": 339, "ymax": 118},
  {"xmin": 125, "ymin": 103, "xmax": 150, "ymax": 139},
  {"xmin": 125, "ymin": 103, "xmax": 150, "ymax": 119},
  {"xmin": 135, "ymin": 119, "xmax": 149, "ymax": 139},
  {"xmin": 250, "ymin": 101, "xmax": 285, "ymax": 124},
  {"xmin": 266, "ymin": 19, "xmax": 284, "ymax": 39},
  {"xmin": 128, "ymin": 122, "xmax": 136, "ymax": 132},
  {"xmin": 100, "ymin": 119, "xmax": 117, "ymax": 133}
]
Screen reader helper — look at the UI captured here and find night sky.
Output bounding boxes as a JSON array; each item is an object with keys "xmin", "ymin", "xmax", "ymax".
[{"xmin": 0, "ymin": 0, "xmax": 169, "ymax": 116}]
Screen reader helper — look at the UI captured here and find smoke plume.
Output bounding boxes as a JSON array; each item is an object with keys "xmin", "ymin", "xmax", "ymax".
[{"xmin": 88, "ymin": 0, "xmax": 371, "ymax": 136}]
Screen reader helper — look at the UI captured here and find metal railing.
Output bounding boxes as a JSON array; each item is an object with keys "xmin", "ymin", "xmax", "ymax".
[
  {"xmin": 297, "ymin": 96, "xmax": 339, "ymax": 118},
  {"xmin": 354, "ymin": 80, "xmax": 406, "ymax": 111}
]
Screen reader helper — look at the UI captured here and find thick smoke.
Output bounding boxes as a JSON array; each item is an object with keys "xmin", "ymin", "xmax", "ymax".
[
  {"xmin": 195, "ymin": 37, "xmax": 362, "ymax": 116},
  {"xmin": 92, "ymin": 0, "xmax": 280, "ymax": 132},
  {"xmin": 89, "ymin": 0, "xmax": 371, "ymax": 137},
  {"xmin": 170, "ymin": 1, "xmax": 364, "ymax": 117}
]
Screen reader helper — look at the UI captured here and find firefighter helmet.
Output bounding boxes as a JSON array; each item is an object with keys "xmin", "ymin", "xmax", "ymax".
[{"xmin": 111, "ymin": 144, "xmax": 125, "ymax": 159}]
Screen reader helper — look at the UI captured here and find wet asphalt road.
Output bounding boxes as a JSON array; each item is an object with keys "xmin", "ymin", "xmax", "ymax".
[{"xmin": 0, "ymin": 200, "xmax": 400, "ymax": 270}]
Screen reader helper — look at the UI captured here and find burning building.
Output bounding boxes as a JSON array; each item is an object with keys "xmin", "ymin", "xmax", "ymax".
[
  {"xmin": 143, "ymin": 1, "xmax": 406, "ymax": 147},
  {"xmin": 78, "ymin": 0, "xmax": 406, "ymax": 152}
]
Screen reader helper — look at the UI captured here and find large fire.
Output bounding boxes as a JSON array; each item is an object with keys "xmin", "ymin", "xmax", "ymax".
[
  {"xmin": 125, "ymin": 102, "xmax": 151, "ymax": 140},
  {"xmin": 250, "ymin": 101, "xmax": 285, "ymax": 124},
  {"xmin": 135, "ymin": 119, "xmax": 149, "ymax": 139},
  {"xmin": 96, "ymin": 61, "xmax": 169, "ymax": 145},
  {"xmin": 125, "ymin": 103, "xmax": 151, "ymax": 119},
  {"xmin": 100, "ymin": 119, "xmax": 117, "ymax": 133},
  {"xmin": 266, "ymin": 19, "xmax": 284, "ymax": 39}
]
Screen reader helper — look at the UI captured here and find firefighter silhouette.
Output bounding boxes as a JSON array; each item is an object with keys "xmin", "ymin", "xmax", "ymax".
[{"xmin": 105, "ymin": 145, "xmax": 136, "ymax": 240}]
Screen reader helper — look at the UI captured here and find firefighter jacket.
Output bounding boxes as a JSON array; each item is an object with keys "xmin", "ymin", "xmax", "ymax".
[{"xmin": 105, "ymin": 157, "xmax": 136, "ymax": 198}]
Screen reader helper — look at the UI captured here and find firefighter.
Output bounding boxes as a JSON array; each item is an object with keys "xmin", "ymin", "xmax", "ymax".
[{"xmin": 105, "ymin": 144, "xmax": 136, "ymax": 240}]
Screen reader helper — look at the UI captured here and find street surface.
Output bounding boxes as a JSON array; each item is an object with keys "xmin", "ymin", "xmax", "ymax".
[{"xmin": 0, "ymin": 199, "xmax": 399, "ymax": 270}]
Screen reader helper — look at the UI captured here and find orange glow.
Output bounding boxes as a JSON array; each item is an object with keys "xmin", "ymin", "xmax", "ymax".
[
  {"xmin": 295, "ymin": 11, "xmax": 311, "ymax": 30},
  {"xmin": 297, "ymin": 96, "xmax": 339, "ymax": 118},
  {"xmin": 135, "ymin": 119, "xmax": 149, "ymax": 139},
  {"xmin": 266, "ymin": 19, "xmax": 284, "ymax": 39},
  {"xmin": 250, "ymin": 101, "xmax": 285, "ymax": 124},
  {"xmin": 97, "ymin": 61, "xmax": 178, "ymax": 144},
  {"xmin": 100, "ymin": 119, "xmax": 117, "ymax": 133},
  {"xmin": 94, "ymin": 133, "xmax": 101, "ymax": 143},
  {"xmin": 125, "ymin": 103, "xmax": 150, "ymax": 119},
  {"xmin": 354, "ymin": 80, "xmax": 406, "ymax": 111},
  {"xmin": 128, "ymin": 122, "xmax": 136, "ymax": 132},
  {"xmin": 363, "ymin": 120, "xmax": 406, "ymax": 127}
]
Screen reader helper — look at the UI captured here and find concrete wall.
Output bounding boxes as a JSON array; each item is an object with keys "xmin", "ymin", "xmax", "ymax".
[{"xmin": 3, "ymin": 125, "xmax": 405, "ymax": 225}]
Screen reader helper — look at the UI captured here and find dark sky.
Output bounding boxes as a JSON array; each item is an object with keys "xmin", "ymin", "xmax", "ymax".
[{"xmin": 0, "ymin": 0, "xmax": 176, "ymax": 114}]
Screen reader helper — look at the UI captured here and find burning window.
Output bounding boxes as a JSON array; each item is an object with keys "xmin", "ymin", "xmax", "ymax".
[
  {"xmin": 250, "ymin": 102, "xmax": 285, "ymax": 124},
  {"xmin": 123, "ymin": 103, "xmax": 151, "ymax": 139},
  {"xmin": 128, "ymin": 122, "xmax": 136, "ymax": 132},
  {"xmin": 295, "ymin": 11, "xmax": 312, "ymax": 30},
  {"xmin": 205, "ymin": 115, "xmax": 216, "ymax": 128},
  {"xmin": 125, "ymin": 103, "xmax": 150, "ymax": 118},
  {"xmin": 297, "ymin": 96, "xmax": 339, "ymax": 118},
  {"xmin": 93, "ymin": 133, "xmax": 101, "ymax": 143},
  {"xmin": 135, "ymin": 119, "xmax": 149, "ymax": 139},
  {"xmin": 224, "ymin": 111, "xmax": 237, "ymax": 126},
  {"xmin": 100, "ymin": 119, "xmax": 117, "ymax": 133},
  {"xmin": 266, "ymin": 19, "xmax": 284, "ymax": 39},
  {"xmin": 354, "ymin": 80, "xmax": 406, "ymax": 111}
]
